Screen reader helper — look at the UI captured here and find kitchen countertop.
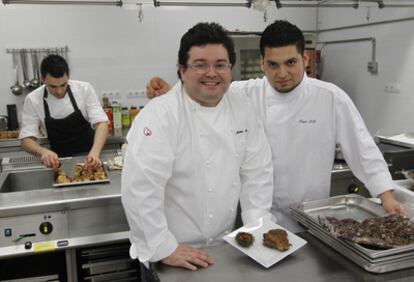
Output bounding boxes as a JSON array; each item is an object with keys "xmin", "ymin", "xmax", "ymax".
[
  {"xmin": 0, "ymin": 167, "xmax": 122, "ymax": 217},
  {"xmin": 155, "ymin": 232, "xmax": 414, "ymax": 282}
]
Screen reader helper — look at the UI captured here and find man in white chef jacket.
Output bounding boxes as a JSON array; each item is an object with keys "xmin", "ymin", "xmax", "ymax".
[
  {"xmin": 121, "ymin": 22, "xmax": 274, "ymax": 275},
  {"xmin": 146, "ymin": 20, "xmax": 402, "ymax": 233},
  {"xmin": 19, "ymin": 54, "xmax": 108, "ymax": 170}
]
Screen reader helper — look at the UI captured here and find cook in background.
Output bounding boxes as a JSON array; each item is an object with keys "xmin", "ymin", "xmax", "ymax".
[
  {"xmin": 146, "ymin": 20, "xmax": 401, "ymax": 232},
  {"xmin": 19, "ymin": 54, "xmax": 109, "ymax": 170},
  {"xmin": 121, "ymin": 22, "xmax": 274, "ymax": 275}
]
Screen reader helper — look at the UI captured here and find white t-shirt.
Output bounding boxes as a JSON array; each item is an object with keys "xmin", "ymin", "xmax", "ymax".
[{"xmin": 19, "ymin": 80, "xmax": 108, "ymax": 139}]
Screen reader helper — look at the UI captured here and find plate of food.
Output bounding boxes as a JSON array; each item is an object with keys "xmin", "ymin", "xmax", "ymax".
[{"xmin": 223, "ymin": 218, "xmax": 307, "ymax": 268}]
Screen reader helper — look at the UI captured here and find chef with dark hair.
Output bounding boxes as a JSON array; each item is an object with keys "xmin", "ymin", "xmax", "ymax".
[{"xmin": 19, "ymin": 54, "xmax": 108, "ymax": 169}]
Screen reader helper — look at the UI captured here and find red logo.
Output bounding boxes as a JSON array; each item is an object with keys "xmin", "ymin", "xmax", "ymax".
[{"xmin": 143, "ymin": 127, "xmax": 152, "ymax": 136}]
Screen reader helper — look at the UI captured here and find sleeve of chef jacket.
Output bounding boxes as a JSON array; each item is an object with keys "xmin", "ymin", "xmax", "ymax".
[
  {"xmin": 238, "ymin": 103, "xmax": 275, "ymax": 224},
  {"xmin": 335, "ymin": 89, "xmax": 393, "ymax": 197},
  {"xmin": 121, "ymin": 99, "xmax": 178, "ymax": 263},
  {"xmin": 19, "ymin": 94, "xmax": 42, "ymax": 139},
  {"xmin": 82, "ymin": 82, "xmax": 108, "ymax": 126}
]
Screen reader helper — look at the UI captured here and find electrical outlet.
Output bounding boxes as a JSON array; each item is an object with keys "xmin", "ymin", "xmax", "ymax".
[
  {"xmin": 136, "ymin": 89, "xmax": 147, "ymax": 98},
  {"xmin": 385, "ymin": 83, "xmax": 401, "ymax": 94},
  {"xmin": 127, "ymin": 90, "xmax": 134, "ymax": 99}
]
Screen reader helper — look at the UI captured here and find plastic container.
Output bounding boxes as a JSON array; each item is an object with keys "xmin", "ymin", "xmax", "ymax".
[
  {"xmin": 121, "ymin": 107, "xmax": 130, "ymax": 128},
  {"xmin": 112, "ymin": 102, "xmax": 122, "ymax": 129},
  {"xmin": 129, "ymin": 106, "xmax": 139, "ymax": 124}
]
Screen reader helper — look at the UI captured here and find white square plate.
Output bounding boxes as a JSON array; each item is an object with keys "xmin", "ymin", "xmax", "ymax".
[{"xmin": 223, "ymin": 218, "xmax": 307, "ymax": 268}]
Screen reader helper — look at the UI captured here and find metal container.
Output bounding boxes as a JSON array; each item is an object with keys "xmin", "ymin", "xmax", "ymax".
[
  {"xmin": 0, "ymin": 115, "xmax": 7, "ymax": 131},
  {"xmin": 289, "ymin": 194, "xmax": 414, "ymax": 273}
]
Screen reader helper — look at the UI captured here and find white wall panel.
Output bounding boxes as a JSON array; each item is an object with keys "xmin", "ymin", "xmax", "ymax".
[{"xmin": 0, "ymin": 3, "xmax": 314, "ymax": 123}]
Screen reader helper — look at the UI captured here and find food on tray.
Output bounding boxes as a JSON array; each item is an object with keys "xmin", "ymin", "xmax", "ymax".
[
  {"xmin": 235, "ymin": 232, "xmax": 254, "ymax": 247},
  {"xmin": 320, "ymin": 214, "xmax": 414, "ymax": 249},
  {"xmin": 54, "ymin": 164, "xmax": 107, "ymax": 184},
  {"xmin": 263, "ymin": 229, "xmax": 291, "ymax": 251},
  {"xmin": 0, "ymin": 130, "xmax": 19, "ymax": 140},
  {"xmin": 56, "ymin": 171, "xmax": 71, "ymax": 184}
]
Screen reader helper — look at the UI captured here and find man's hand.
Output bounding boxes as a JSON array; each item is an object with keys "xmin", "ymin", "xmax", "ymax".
[
  {"xmin": 380, "ymin": 190, "xmax": 402, "ymax": 214},
  {"xmin": 85, "ymin": 152, "xmax": 102, "ymax": 170},
  {"xmin": 40, "ymin": 150, "xmax": 60, "ymax": 170},
  {"xmin": 161, "ymin": 245, "xmax": 214, "ymax": 271},
  {"xmin": 146, "ymin": 77, "xmax": 172, "ymax": 99}
]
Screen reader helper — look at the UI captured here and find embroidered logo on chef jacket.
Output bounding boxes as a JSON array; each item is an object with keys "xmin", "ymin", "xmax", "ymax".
[
  {"xmin": 235, "ymin": 129, "xmax": 248, "ymax": 135},
  {"xmin": 143, "ymin": 127, "xmax": 152, "ymax": 136}
]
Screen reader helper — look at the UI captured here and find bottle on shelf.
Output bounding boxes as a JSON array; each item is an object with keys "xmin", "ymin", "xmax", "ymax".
[
  {"xmin": 112, "ymin": 101, "xmax": 122, "ymax": 129},
  {"xmin": 129, "ymin": 106, "xmax": 140, "ymax": 124},
  {"xmin": 121, "ymin": 107, "xmax": 130, "ymax": 129}
]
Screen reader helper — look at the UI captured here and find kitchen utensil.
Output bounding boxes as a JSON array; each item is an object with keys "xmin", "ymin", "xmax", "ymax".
[
  {"xmin": 10, "ymin": 52, "xmax": 23, "ymax": 96},
  {"xmin": 30, "ymin": 50, "xmax": 40, "ymax": 88},
  {"xmin": 0, "ymin": 115, "xmax": 8, "ymax": 131},
  {"xmin": 20, "ymin": 49, "xmax": 31, "ymax": 89}
]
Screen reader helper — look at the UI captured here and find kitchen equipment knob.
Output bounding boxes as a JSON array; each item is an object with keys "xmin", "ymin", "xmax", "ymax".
[
  {"xmin": 39, "ymin": 222, "xmax": 53, "ymax": 235},
  {"xmin": 348, "ymin": 183, "xmax": 360, "ymax": 194},
  {"xmin": 24, "ymin": 241, "xmax": 32, "ymax": 250}
]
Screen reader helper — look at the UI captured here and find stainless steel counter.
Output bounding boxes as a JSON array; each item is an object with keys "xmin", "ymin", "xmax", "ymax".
[{"xmin": 155, "ymin": 232, "xmax": 414, "ymax": 282}]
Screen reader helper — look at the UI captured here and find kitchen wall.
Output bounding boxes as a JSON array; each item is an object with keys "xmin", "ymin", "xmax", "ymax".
[
  {"xmin": 0, "ymin": 2, "xmax": 314, "ymax": 124},
  {"xmin": 317, "ymin": 5, "xmax": 414, "ymax": 136}
]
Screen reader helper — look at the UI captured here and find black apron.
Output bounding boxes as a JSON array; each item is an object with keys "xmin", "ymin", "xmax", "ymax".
[{"xmin": 43, "ymin": 86, "xmax": 94, "ymax": 157}]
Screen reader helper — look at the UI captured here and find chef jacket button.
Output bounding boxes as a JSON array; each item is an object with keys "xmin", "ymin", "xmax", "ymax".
[
  {"xmin": 208, "ymin": 187, "xmax": 213, "ymax": 193},
  {"xmin": 230, "ymin": 208, "xmax": 235, "ymax": 212},
  {"xmin": 233, "ymin": 182, "xmax": 238, "ymax": 186},
  {"xmin": 235, "ymin": 153, "xmax": 239, "ymax": 157},
  {"xmin": 205, "ymin": 161, "xmax": 210, "ymax": 167},
  {"xmin": 208, "ymin": 214, "xmax": 213, "ymax": 219}
]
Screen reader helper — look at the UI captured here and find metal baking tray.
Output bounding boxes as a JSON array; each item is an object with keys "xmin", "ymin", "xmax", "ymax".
[
  {"xmin": 290, "ymin": 194, "xmax": 414, "ymax": 259},
  {"xmin": 290, "ymin": 209, "xmax": 414, "ymax": 263},
  {"xmin": 53, "ymin": 162, "xmax": 110, "ymax": 188},
  {"xmin": 307, "ymin": 227, "xmax": 414, "ymax": 273}
]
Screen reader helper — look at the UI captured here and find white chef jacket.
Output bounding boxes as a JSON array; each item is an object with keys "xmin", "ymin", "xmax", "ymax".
[
  {"xmin": 19, "ymin": 80, "xmax": 108, "ymax": 139},
  {"xmin": 231, "ymin": 74, "xmax": 394, "ymax": 232},
  {"xmin": 121, "ymin": 82, "xmax": 274, "ymax": 263}
]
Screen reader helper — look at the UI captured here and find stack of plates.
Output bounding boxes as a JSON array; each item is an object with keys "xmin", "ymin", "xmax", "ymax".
[{"xmin": 289, "ymin": 194, "xmax": 414, "ymax": 273}]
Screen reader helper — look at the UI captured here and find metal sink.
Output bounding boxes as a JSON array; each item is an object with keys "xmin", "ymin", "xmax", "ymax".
[{"xmin": 0, "ymin": 169, "xmax": 54, "ymax": 193}]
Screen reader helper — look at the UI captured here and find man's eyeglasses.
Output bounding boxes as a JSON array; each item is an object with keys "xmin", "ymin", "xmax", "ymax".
[{"xmin": 186, "ymin": 62, "xmax": 232, "ymax": 74}]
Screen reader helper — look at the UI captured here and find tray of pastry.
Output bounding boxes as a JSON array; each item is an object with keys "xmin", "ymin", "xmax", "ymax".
[{"xmin": 53, "ymin": 162, "xmax": 110, "ymax": 187}]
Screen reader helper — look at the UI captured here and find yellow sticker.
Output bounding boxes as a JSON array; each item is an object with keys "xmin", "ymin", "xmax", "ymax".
[{"xmin": 33, "ymin": 241, "xmax": 55, "ymax": 253}]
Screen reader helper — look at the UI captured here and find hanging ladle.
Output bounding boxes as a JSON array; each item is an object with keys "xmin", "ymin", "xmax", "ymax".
[
  {"xmin": 10, "ymin": 52, "xmax": 23, "ymax": 96},
  {"xmin": 20, "ymin": 49, "xmax": 31, "ymax": 89},
  {"xmin": 30, "ymin": 50, "xmax": 40, "ymax": 88}
]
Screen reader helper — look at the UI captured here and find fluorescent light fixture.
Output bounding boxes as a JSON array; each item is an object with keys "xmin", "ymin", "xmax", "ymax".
[
  {"xmin": 153, "ymin": 1, "xmax": 251, "ymax": 7},
  {"xmin": 2, "ymin": 0, "xmax": 123, "ymax": 6}
]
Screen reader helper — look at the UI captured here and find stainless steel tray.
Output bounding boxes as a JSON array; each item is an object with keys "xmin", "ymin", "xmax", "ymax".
[
  {"xmin": 289, "ymin": 194, "xmax": 414, "ymax": 272},
  {"xmin": 290, "ymin": 209, "xmax": 414, "ymax": 262},
  {"xmin": 53, "ymin": 163, "xmax": 110, "ymax": 188}
]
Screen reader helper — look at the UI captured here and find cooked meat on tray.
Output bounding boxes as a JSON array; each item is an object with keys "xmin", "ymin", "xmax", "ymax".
[
  {"xmin": 319, "ymin": 214, "xmax": 414, "ymax": 249},
  {"xmin": 263, "ymin": 229, "xmax": 291, "ymax": 251}
]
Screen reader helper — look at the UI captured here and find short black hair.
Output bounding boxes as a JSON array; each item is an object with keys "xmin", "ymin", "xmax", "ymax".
[
  {"xmin": 178, "ymin": 22, "xmax": 236, "ymax": 78},
  {"xmin": 40, "ymin": 54, "xmax": 69, "ymax": 78},
  {"xmin": 260, "ymin": 20, "xmax": 305, "ymax": 56}
]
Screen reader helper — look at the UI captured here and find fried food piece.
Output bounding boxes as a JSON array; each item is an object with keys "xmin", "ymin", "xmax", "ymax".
[
  {"xmin": 263, "ymin": 229, "xmax": 290, "ymax": 251},
  {"xmin": 56, "ymin": 174, "xmax": 71, "ymax": 184},
  {"xmin": 235, "ymin": 232, "xmax": 254, "ymax": 248}
]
